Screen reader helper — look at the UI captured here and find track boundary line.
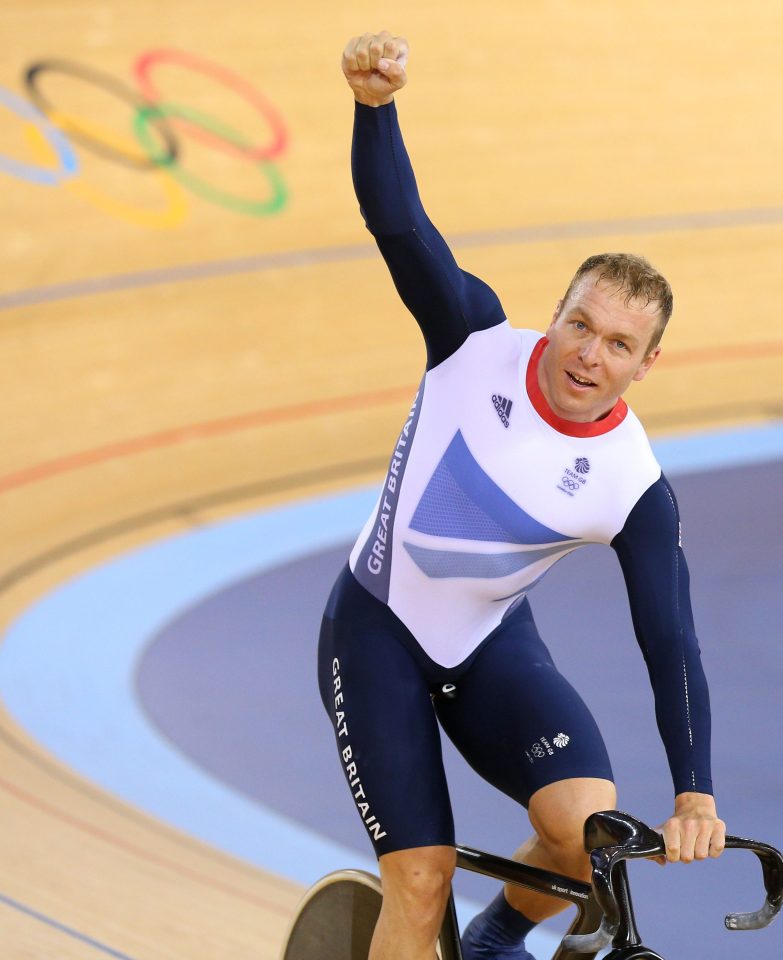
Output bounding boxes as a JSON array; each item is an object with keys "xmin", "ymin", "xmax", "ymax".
[{"xmin": 3, "ymin": 204, "xmax": 783, "ymax": 310}]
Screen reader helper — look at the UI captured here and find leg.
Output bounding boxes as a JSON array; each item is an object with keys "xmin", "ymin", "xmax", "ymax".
[
  {"xmin": 504, "ymin": 776, "xmax": 617, "ymax": 919},
  {"xmin": 371, "ymin": 845, "xmax": 456, "ymax": 960},
  {"xmin": 459, "ymin": 778, "xmax": 616, "ymax": 958},
  {"xmin": 318, "ymin": 569, "xmax": 458, "ymax": 958},
  {"xmin": 434, "ymin": 600, "xmax": 615, "ymax": 957}
]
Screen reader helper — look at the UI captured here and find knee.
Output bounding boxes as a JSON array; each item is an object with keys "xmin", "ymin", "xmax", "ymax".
[
  {"xmin": 530, "ymin": 779, "xmax": 617, "ymax": 879},
  {"xmin": 536, "ymin": 823, "xmax": 592, "ymax": 879},
  {"xmin": 380, "ymin": 846, "xmax": 456, "ymax": 928}
]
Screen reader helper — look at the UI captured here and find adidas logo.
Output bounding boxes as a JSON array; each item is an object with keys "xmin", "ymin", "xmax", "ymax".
[{"xmin": 492, "ymin": 394, "xmax": 512, "ymax": 428}]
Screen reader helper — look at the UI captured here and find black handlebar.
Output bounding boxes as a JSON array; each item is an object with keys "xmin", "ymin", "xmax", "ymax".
[
  {"xmin": 723, "ymin": 835, "xmax": 783, "ymax": 930},
  {"xmin": 563, "ymin": 810, "xmax": 783, "ymax": 954}
]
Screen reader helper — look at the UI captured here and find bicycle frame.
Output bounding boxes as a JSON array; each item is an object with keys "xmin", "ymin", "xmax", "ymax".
[
  {"xmin": 439, "ymin": 844, "xmax": 608, "ymax": 960},
  {"xmin": 280, "ymin": 810, "xmax": 782, "ymax": 960},
  {"xmin": 427, "ymin": 810, "xmax": 782, "ymax": 960}
]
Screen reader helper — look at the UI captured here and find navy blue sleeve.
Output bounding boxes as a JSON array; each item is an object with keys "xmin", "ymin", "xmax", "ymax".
[
  {"xmin": 352, "ymin": 101, "xmax": 506, "ymax": 369},
  {"xmin": 611, "ymin": 474, "xmax": 713, "ymax": 797}
]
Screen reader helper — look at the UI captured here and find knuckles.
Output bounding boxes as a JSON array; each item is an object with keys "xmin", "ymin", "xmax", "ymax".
[
  {"xmin": 347, "ymin": 32, "xmax": 405, "ymax": 57},
  {"xmin": 661, "ymin": 813, "xmax": 726, "ymax": 863}
]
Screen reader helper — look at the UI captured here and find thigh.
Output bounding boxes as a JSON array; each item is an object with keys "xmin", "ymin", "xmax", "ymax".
[
  {"xmin": 318, "ymin": 572, "xmax": 455, "ymax": 857},
  {"xmin": 434, "ymin": 602, "xmax": 613, "ymax": 808}
]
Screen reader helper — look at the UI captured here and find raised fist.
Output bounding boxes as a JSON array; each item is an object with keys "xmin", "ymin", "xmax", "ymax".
[{"xmin": 342, "ymin": 31, "xmax": 409, "ymax": 107}]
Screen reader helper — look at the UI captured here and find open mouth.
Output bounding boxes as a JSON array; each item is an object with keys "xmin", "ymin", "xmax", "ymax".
[{"xmin": 566, "ymin": 371, "xmax": 597, "ymax": 388}]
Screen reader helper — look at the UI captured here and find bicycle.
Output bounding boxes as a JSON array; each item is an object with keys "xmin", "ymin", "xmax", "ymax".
[{"xmin": 279, "ymin": 809, "xmax": 783, "ymax": 960}]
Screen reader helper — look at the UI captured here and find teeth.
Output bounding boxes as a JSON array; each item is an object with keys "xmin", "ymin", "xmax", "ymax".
[{"xmin": 569, "ymin": 372, "xmax": 594, "ymax": 386}]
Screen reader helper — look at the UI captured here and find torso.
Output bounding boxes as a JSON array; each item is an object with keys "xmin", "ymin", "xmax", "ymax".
[{"xmin": 350, "ymin": 326, "xmax": 661, "ymax": 666}]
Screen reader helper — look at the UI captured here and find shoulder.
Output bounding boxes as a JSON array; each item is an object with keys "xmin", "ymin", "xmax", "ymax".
[
  {"xmin": 515, "ymin": 327, "xmax": 546, "ymax": 354},
  {"xmin": 577, "ymin": 407, "xmax": 661, "ymax": 516},
  {"xmin": 428, "ymin": 318, "xmax": 524, "ymax": 373},
  {"xmin": 606, "ymin": 406, "xmax": 661, "ymax": 480},
  {"xmin": 614, "ymin": 473, "xmax": 681, "ymax": 546}
]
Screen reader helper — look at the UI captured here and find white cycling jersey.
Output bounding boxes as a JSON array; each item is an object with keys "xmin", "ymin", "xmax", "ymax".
[{"xmin": 350, "ymin": 325, "xmax": 661, "ymax": 667}]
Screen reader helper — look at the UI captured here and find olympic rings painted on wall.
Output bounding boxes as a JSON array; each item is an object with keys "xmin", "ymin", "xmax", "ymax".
[
  {"xmin": 0, "ymin": 48, "xmax": 290, "ymax": 228},
  {"xmin": 134, "ymin": 48, "xmax": 287, "ymax": 162},
  {"xmin": 0, "ymin": 86, "xmax": 79, "ymax": 186},
  {"xmin": 25, "ymin": 59, "xmax": 179, "ymax": 171}
]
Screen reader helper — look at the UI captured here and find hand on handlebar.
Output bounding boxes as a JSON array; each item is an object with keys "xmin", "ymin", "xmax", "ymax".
[
  {"xmin": 656, "ymin": 792, "xmax": 726, "ymax": 865},
  {"xmin": 564, "ymin": 810, "xmax": 783, "ymax": 953}
]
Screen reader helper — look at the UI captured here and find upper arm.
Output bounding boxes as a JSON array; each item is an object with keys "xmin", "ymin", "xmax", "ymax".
[
  {"xmin": 374, "ymin": 230, "xmax": 506, "ymax": 368},
  {"xmin": 611, "ymin": 473, "xmax": 694, "ymax": 648}
]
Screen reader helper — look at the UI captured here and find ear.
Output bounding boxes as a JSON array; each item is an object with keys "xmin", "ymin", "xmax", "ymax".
[{"xmin": 632, "ymin": 345, "xmax": 661, "ymax": 382}]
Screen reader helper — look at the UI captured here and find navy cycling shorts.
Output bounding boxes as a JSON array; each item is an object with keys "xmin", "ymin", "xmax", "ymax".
[{"xmin": 317, "ymin": 565, "xmax": 613, "ymax": 858}]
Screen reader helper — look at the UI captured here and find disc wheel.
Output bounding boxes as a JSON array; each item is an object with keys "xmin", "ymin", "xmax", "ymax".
[{"xmin": 280, "ymin": 870, "xmax": 383, "ymax": 960}]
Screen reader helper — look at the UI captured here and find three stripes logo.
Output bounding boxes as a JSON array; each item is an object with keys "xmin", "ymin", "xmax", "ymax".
[{"xmin": 492, "ymin": 394, "xmax": 513, "ymax": 428}]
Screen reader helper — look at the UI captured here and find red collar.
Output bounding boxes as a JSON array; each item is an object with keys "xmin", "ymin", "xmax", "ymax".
[{"xmin": 526, "ymin": 337, "xmax": 628, "ymax": 438}]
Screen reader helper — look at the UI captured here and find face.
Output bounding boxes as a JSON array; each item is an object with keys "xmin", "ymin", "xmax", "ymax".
[{"xmin": 538, "ymin": 271, "xmax": 662, "ymax": 423}]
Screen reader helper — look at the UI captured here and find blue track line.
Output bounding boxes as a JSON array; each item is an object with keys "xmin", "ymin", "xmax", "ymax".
[{"xmin": 0, "ymin": 891, "xmax": 140, "ymax": 959}]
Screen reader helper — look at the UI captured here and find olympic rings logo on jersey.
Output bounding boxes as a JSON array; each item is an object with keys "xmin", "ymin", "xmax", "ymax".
[{"xmin": 0, "ymin": 49, "xmax": 290, "ymax": 229}]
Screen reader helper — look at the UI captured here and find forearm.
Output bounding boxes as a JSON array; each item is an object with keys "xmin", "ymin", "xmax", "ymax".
[
  {"xmin": 647, "ymin": 636, "xmax": 713, "ymax": 796},
  {"xmin": 352, "ymin": 100, "xmax": 423, "ymax": 235},
  {"xmin": 613, "ymin": 475, "xmax": 713, "ymax": 796}
]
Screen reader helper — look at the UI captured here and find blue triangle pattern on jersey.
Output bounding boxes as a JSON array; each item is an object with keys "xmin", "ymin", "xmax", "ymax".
[
  {"xmin": 403, "ymin": 542, "xmax": 574, "ymax": 579},
  {"xmin": 409, "ymin": 430, "xmax": 570, "ymax": 544}
]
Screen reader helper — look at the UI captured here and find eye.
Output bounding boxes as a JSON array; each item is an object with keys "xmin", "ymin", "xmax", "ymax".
[
  {"xmin": 614, "ymin": 340, "xmax": 628, "ymax": 351},
  {"xmin": 573, "ymin": 320, "xmax": 587, "ymax": 331}
]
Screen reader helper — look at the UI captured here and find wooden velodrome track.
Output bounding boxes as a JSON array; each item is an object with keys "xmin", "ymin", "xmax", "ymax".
[{"xmin": 1, "ymin": 1, "xmax": 782, "ymax": 957}]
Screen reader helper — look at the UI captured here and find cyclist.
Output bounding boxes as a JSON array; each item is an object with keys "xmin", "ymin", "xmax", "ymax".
[{"xmin": 318, "ymin": 31, "xmax": 726, "ymax": 960}]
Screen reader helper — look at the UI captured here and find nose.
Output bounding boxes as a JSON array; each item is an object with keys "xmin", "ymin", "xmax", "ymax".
[{"xmin": 577, "ymin": 336, "xmax": 601, "ymax": 366}]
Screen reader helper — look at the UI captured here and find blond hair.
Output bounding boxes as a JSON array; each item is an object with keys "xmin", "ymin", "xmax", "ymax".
[{"xmin": 563, "ymin": 253, "xmax": 673, "ymax": 351}]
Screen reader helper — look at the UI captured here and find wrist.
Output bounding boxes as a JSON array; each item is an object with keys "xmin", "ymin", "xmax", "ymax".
[
  {"xmin": 353, "ymin": 94, "xmax": 394, "ymax": 108},
  {"xmin": 674, "ymin": 791, "xmax": 717, "ymax": 814}
]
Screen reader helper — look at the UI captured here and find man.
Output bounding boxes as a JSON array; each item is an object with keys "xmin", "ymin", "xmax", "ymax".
[{"xmin": 317, "ymin": 30, "xmax": 726, "ymax": 960}]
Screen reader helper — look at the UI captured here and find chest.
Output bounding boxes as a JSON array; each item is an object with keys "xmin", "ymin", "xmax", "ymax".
[{"xmin": 408, "ymin": 330, "xmax": 658, "ymax": 546}]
